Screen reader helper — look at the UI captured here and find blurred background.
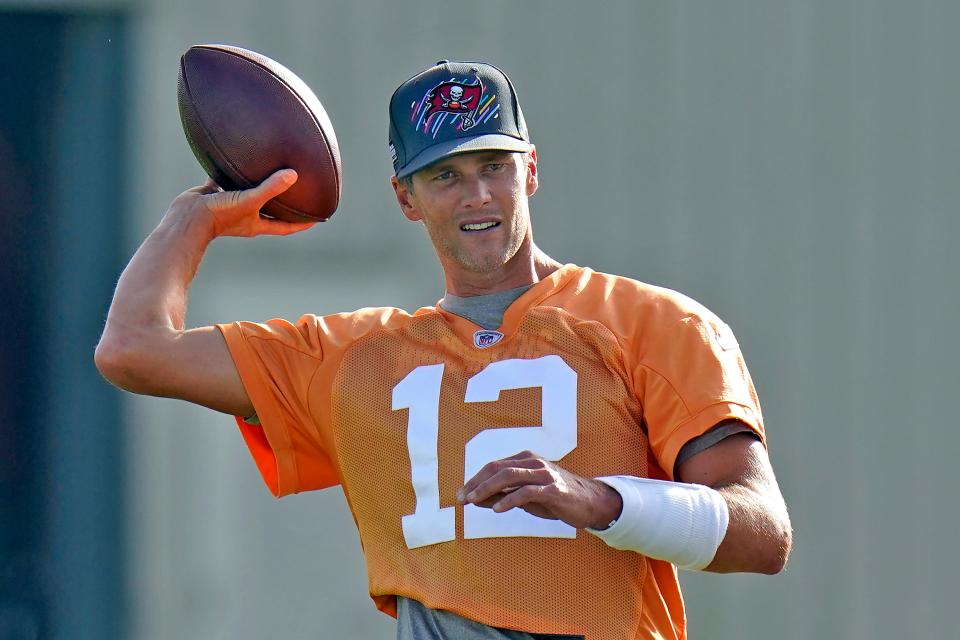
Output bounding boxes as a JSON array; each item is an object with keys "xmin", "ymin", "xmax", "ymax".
[{"xmin": 1, "ymin": 0, "xmax": 958, "ymax": 638}]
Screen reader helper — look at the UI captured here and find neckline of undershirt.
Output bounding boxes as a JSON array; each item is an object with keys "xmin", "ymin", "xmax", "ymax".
[{"xmin": 439, "ymin": 284, "xmax": 535, "ymax": 330}]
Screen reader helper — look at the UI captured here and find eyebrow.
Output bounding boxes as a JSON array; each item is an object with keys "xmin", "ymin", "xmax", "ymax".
[{"xmin": 426, "ymin": 151, "xmax": 513, "ymax": 174}]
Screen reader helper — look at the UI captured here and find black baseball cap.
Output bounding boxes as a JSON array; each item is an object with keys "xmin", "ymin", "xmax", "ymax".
[{"xmin": 388, "ymin": 60, "xmax": 534, "ymax": 178}]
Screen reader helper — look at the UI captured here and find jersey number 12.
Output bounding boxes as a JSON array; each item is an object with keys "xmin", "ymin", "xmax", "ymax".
[{"xmin": 392, "ymin": 355, "xmax": 578, "ymax": 549}]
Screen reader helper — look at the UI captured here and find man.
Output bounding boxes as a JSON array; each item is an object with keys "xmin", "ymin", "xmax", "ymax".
[{"xmin": 96, "ymin": 60, "xmax": 792, "ymax": 639}]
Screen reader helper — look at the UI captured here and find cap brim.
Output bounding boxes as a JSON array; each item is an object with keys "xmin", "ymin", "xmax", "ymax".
[{"xmin": 396, "ymin": 134, "xmax": 534, "ymax": 178}]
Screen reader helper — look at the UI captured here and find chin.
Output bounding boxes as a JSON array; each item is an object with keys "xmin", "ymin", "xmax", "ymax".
[
  {"xmin": 460, "ymin": 240, "xmax": 528, "ymax": 274},
  {"xmin": 441, "ymin": 233, "xmax": 525, "ymax": 275},
  {"xmin": 457, "ymin": 254, "xmax": 509, "ymax": 274}
]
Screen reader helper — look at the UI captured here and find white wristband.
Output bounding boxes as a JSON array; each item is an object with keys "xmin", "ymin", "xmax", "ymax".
[{"xmin": 586, "ymin": 475, "xmax": 729, "ymax": 571}]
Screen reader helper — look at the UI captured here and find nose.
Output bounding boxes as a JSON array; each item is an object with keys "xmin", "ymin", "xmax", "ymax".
[{"xmin": 460, "ymin": 174, "xmax": 492, "ymax": 209}]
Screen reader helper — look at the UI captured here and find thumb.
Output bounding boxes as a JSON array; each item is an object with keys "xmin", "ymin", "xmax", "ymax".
[
  {"xmin": 212, "ymin": 169, "xmax": 298, "ymax": 212},
  {"xmin": 248, "ymin": 169, "xmax": 299, "ymax": 206}
]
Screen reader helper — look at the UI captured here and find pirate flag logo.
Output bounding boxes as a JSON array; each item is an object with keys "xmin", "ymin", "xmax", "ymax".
[{"xmin": 424, "ymin": 79, "xmax": 484, "ymax": 130}]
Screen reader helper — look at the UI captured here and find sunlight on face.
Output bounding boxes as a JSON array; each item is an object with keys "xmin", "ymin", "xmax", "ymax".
[{"xmin": 410, "ymin": 151, "xmax": 533, "ymax": 275}]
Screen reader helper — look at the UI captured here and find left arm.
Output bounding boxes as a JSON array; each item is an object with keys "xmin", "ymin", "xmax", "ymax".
[
  {"xmin": 458, "ymin": 432, "xmax": 792, "ymax": 574},
  {"xmin": 675, "ymin": 433, "xmax": 792, "ymax": 574}
]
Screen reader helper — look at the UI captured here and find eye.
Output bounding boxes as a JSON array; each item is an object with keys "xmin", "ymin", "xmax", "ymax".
[
  {"xmin": 485, "ymin": 162, "xmax": 505, "ymax": 172},
  {"xmin": 433, "ymin": 170, "xmax": 455, "ymax": 182}
]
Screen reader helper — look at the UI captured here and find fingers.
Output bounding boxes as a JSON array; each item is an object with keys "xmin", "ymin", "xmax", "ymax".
[
  {"xmin": 463, "ymin": 468, "xmax": 563, "ymax": 522},
  {"xmin": 186, "ymin": 177, "xmax": 222, "ymax": 195},
  {"xmin": 459, "ymin": 457, "xmax": 551, "ymax": 505},
  {"xmin": 490, "ymin": 484, "xmax": 551, "ymax": 513},
  {"xmin": 457, "ymin": 453, "xmax": 605, "ymax": 528},
  {"xmin": 254, "ymin": 217, "xmax": 317, "ymax": 236},
  {"xmin": 188, "ymin": 169, "xmax": 312, "ymax": 238},
  {"xmin": 205, "ymin": 169, "xmax": 297, "ymax": 212},
  {"xmin": 200, "ymin": 177, "xmax": 222, "ymax": 193},
  {"xmin": 459, "ymin": 450, "xmax": 538, "ymax": 493}
]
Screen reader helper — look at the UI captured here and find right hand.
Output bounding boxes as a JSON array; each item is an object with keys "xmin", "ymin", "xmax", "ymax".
[{"xmin": 165, "ymin": 169, "xmax": 317, "ymax": 239}]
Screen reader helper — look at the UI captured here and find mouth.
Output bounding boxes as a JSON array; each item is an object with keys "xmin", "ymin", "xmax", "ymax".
[{"xmin": 460, "ymin": 220, "xmax": 501, "ymax": 232}]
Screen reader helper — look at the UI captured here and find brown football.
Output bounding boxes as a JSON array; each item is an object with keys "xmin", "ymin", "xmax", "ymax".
[{"xmin": 177, "ymin": 44, "xmax": 341, "ymax": 222}]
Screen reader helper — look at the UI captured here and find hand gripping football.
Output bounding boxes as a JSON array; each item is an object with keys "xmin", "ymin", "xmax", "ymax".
[{"xmin": 177, "ymin": 44, "xmax": 342, "ymax": 222}]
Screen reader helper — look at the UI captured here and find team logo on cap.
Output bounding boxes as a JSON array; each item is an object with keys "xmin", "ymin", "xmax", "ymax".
[
  {"xmin": 411, "ymin": 77, "xmax": 500, "ymax": 138},
  {"xmin": 424, "ymin": 79, "xmax": 483, "ymax": 129},
  {"xmin": 473, "ymin": 330, "xmax": 504, "ymax": 348}
]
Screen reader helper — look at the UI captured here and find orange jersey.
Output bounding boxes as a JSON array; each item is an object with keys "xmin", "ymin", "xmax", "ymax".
[{"xmin": 217, "ymin": 264, "xmax": 765, "ymax": 640}]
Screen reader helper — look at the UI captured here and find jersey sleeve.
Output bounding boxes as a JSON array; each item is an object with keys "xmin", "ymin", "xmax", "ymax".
[
  {"xmin": 633, "ymin": 307, "xmax": 765, "ymax": 479},
  {"xmin": 217, "ymin": 315, "xmax": 339, "ymax": 498}
]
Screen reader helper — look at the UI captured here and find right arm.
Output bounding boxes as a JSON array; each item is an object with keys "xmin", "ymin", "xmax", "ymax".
[{"xmin": 94, "ymin": 169, "xmax": 314, "ymax": 416}]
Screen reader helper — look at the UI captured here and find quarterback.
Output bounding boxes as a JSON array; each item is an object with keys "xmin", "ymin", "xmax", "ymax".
[{"xmin": 96, "ymin": 60, "xmax": 792, "ymax": 639}]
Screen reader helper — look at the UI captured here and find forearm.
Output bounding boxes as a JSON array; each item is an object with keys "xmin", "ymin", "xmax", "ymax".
[
  {"xmin": 132, "ymin": 213, "xmax": 212, "ymax": 325},
  {"xmin": 702, "ymin": 481, "xmax": 792, "ymax": 574},
  {"xmin": 460, "ymin": 443, "xmax": 792, "ymax": 575},
  {"xmin": 665, "ymin": 433, "xmax": 793, "ymax": 574},
  {"xmin": 95, "ymin": 207, "xmax": 217, "ymax": 392},
  {"xmin": 585, "ymin": 476, "xmax": 729, "ymax": 571},
  {"xmin": 94, "ymin": 171, "xmax": 308, "ymax": 410},
  {"xmin": 584, "ymin": 432, "xmax": 792, "ymax": 574}
]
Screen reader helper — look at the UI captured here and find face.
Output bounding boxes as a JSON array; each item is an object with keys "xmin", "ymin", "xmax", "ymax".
[{"xmin": 392, "ymin": 150, "xmax": 539, "ymax": 276}]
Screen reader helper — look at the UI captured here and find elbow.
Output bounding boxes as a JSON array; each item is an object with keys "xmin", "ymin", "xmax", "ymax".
[
  {"xmin": 758, "ymin": 548, "xmax": 789, "ymax": 576},
  {"xmin": 758, "ymin": 522, "xmax": 793, "ymax": 575},
  {"xmin": 95, "ymin": 331, "xmax": 156, "ymax": 393},
  {"xmin": 94, "ymin": 335, "xmax": 135, "ymax": 390}
]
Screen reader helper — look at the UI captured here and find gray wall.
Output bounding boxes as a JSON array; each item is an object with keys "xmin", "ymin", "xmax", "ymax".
[{"xmin": 119, "ymin": 1, "xmax": 958, "ymax": 638}]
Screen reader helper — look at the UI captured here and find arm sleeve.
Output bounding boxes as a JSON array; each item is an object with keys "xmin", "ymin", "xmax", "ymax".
[
  {"xmin": 217, "ymin": 315, "xmax": 340, "ymax": 497},
  {"xmin": 634, "ymin": 310, "xmax": 766, "ymax": 479}
]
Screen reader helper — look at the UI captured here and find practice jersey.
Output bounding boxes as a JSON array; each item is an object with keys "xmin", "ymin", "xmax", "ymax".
[{"xmin": 217, "ymin": 264, "xmax": 765, "ymax": 640}]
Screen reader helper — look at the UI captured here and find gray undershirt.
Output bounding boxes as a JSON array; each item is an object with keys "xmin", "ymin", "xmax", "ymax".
[
  {"xmin": 398, "ymin": 598, "xmax": 582, "ymax": 640},
  {"xmin": 440, "ymin": 284, "xmax": 533, "ymax": 330}
]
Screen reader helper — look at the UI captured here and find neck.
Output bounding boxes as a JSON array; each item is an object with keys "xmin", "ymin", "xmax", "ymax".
[{"xmin": 443, "ymin": 243, "xmax": 563, "ymax": 297}]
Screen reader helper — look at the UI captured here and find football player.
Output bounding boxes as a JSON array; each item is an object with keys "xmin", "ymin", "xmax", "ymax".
[{"xmin": 96, "ymin": 60, "xmax": 792, "ymax": 639}]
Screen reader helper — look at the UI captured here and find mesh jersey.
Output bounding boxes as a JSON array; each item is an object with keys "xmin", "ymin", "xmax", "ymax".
[{"xmin": 217, "ymin": 264, "xmax": 765, "ymax": 640}]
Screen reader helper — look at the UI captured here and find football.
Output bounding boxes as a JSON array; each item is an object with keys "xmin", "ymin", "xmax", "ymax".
[{"xmin": 177, "ymin": 44, "xmax": 341, "ymax": 222}]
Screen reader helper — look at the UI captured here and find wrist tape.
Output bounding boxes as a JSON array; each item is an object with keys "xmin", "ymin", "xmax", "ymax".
[{"xmin": 586, "ymin": 475, "xmax": 729, "ymax": 571}]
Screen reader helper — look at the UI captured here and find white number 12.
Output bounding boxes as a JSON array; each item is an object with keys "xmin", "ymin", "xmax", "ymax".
[{"xmin": 392, "ymin": 355, "xmax": 577, "ymax": 549}]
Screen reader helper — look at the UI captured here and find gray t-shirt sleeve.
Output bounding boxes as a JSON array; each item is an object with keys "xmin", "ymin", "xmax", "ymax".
[{"xmin": 673, "ymin": 420, "xmax": 759, "ymax": 474}]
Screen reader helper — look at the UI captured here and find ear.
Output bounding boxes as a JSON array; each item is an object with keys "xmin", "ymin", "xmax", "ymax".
[
  {"xmin": 524, "ymin": 147, "xmax": 539, "ymax": 197},
  {"xmin": 391, "ymin": 176, "xmax": 422, "ymax": 222}
]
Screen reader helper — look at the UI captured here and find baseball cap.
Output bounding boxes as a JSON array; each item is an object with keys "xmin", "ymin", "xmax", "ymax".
[{"xmin": 388, "ymin": 60, "xmax": 534, "ymax": 178}]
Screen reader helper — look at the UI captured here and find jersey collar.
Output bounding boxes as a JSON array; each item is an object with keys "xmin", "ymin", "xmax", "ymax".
[{"xmin": 433, "ymin": 264, "xmax": 584, "ymax": 345}]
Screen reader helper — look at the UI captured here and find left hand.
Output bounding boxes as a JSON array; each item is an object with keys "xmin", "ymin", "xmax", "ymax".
[{"xmin": 456, "ymin": 450, "xmax": 623, "ymax": 530}]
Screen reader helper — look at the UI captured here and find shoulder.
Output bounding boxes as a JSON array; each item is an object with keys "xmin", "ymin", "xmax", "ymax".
[
  {"xmin": 221, "ymin": 306, "xmax": 428, "ymax": 355},
  {"xmin": 553, "ymin": 266, "xmax": 727, "ymax": 341}
]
